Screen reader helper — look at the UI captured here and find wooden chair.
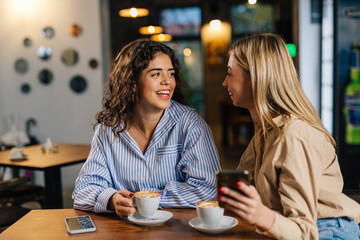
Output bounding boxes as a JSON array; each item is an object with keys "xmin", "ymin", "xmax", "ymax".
[
  {"xmin": 0, "ymin": 175, "xmax": 45, "ymax": 232},
  {"xmin": 0, "ymin": 176, "xmax": 45, "ymax": 207}
]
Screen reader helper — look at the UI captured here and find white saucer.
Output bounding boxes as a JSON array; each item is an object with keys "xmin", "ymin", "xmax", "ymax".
[
  {"xmin": 128, "ymin": 210, "xmax": 173, "ymax": 226},
  {"xmin": 9, "ymin": 155, "xmax": 28, "ymax": 161},
  {"xmin": 189, "ymin": 216, "xmax": 238, "ymax": 234}
]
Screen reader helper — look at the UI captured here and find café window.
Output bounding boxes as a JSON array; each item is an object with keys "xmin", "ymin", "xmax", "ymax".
[
  {"xmin": 231, "ymin": 3, "xmax": 275, "ymax": 36},
  {"xmin": 160, "ymin": 7, "xmax": 205, "ymax": 115},
  {"xmin": 160, "ymin": 7, "xmax": 201, "ymax": 37}
]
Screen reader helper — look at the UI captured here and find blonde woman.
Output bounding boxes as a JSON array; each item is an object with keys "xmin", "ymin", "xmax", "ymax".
[{"xmin": 218, "ymin": 33, "xmax": 360, "ymax": 239}]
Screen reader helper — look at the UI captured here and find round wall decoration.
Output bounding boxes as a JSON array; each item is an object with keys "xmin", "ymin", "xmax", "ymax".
[
  {"xmin": 21, "ymin": 83, "xmax": 31, "ymax": 94},
  {"xmin": 39, "ymin": 69, "xmax": 54, "ymax": 85},
  {"xmin": 61, "ymin": 48, "xmax": 79, "ymax": 66},
  {"xmin": 69, "ymin": 23, "xmax": 83, "ymax": 37},
  {"xmin": 42, "ymin": 26, "xmax": 55, "ymax": 39},
  {"xmin": 70, "ymin": 75, "xmax": 87, "ymax": 94},
  {"xmin": 37, "ymin": 45, "xmax": 52, "ymax": 61},
  {"xmin": 14, "ymin": 59, "xmax": 29, "ymax": 74}
]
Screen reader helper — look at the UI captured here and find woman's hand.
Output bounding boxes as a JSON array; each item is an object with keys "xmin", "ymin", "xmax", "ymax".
[
  {"xmin": 217, "ymin": 182, "xmax": 275, "ymax": 231},
  {"xmin": 108, "ymin": 189, "xmax": 136, "ymax": 217}
]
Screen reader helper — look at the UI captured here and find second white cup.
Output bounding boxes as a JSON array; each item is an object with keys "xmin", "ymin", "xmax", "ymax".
[{"xmin": 196, "ymin": 201, "xmax": 224, "ymax": 228}]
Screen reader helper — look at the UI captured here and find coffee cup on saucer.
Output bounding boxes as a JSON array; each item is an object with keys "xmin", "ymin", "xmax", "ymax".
[
  {"xmin": 196, "ymin": 201, "xmax": 224, "ymax": 228},
  {"xmin": 134, "ymin": 191, "xmax": 161, "ymax": 218}
]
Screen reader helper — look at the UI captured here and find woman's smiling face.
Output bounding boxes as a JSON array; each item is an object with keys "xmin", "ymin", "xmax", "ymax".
[
  {"xmin": 222, "ymin": 54, "xmax": 254, "ymax": 110},
  {"xmin": 136, "ymin": 52, "xmax": 176, "ymax": 113}
]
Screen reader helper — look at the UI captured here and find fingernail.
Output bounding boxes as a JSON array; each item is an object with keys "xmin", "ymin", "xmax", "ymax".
[
  {"xmin": 216, "ymin": 194, "xmax": 221, "ymax": 200},
  {"xmin": 219, "ymin": 187, "xmax": 225, "ymax": 193},
  {"xmin": 129, "ymin": 193, "xmax": 134, "ymax": 198},
  {"xmin": 236, "ymin": 182, "xmax": 241, "ymax": 187}
]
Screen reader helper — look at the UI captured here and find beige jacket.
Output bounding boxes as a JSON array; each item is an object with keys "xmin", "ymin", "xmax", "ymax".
[{"xmin": 237, "ymin": 115, "xmax": 360, "ymax": 240}]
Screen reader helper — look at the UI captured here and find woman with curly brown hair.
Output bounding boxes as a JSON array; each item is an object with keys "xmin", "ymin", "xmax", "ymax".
[{"xmin": 73, "ymin": 39, "xmax": 220, "ymax": 217}]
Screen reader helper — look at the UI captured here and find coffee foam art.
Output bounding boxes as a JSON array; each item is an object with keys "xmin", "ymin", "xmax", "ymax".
[
  {"xmin": 197, "ymin": 201, "xmax": 219, "ymax": 207},
  {"xmin": 135, "ymin": 191, "xmax": 160, "ymax": 199}
]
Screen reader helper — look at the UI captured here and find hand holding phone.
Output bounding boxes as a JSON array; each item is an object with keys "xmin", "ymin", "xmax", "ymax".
[
  {"xmin": 216, "ymin": 170, "xmax": 250, "ymax": 206},
  {"xmin": 64, "ymin": 215, "xmax": 96, "ymax": 234}
]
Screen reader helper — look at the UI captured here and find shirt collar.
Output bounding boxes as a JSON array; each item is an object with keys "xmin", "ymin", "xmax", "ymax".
[{"xmin": 256, "ymin": 114, "xmax": 292, "ymax": 130}]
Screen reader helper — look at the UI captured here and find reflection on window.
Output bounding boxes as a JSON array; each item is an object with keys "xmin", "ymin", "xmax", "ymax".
[
  {"xmin": 166, "ymin": 41, "xmax": 204, "ymax": 115},
  {"xmin": 231, "ymin": 4, "xmax": 274, "ymax": 34},
  {"xmin": 160, "ymin": 7, "xmax": 201, "ymax": 36}
]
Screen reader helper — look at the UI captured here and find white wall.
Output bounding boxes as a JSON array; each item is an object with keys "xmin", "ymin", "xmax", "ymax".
[
  {"xmin": 0, "ymin": 0, "xmax": 108, "ymax": 207},
  {"xmin": 298, "ymin": 0, "xmax": 321, "ymax": 113}
]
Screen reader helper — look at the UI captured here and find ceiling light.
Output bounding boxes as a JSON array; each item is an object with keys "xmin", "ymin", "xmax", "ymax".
[
  {"xmin": 139, "ymin": 25, "xmax": 163, "ymax": 35},
  {"xmin": 209, "ymin": 19, "xmax": 222, "ymax": 30},
  {"xmin": 119, "ymin": 7, "xmax": 149, "ymax": 18},
  {"xmin": 183, "ymin": 48, "xmax": 192, "ymax": 56},
  {"xmin": 151, "ymin": 34, "xmax": 172, "ymax": 42}
]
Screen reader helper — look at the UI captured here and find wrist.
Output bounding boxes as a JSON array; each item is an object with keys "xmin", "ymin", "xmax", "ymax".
[
  {"xmin": 107, "ymin": 194, "xmax": 115, "ymax": 210},
  {"xmin": 256, "ymin": 206, "xmax": 275, "ymax": 231}
]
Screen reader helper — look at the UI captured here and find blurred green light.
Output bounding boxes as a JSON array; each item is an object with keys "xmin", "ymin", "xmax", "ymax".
[{"xmin": 286, "ymin": 43, "xmax": 297, "ymax": 58}]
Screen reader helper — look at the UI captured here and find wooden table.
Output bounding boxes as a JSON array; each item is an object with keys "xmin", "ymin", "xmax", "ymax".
[
  {"xmin": 0, "ymin": 209, "xmax": 273, "ymax": 239},
  {"xmin": 0, "ymin": 143, "xmax": 91, "ymax": 209}
]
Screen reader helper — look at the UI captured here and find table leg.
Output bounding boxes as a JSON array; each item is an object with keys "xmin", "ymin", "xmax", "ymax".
[{"xmin": 44, "ymin": 167, "xmax": 63, "ymax": 209}]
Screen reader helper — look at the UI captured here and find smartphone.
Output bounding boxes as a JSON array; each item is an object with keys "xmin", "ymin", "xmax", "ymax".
[
  {"xmin": 216, "ymin": 170, "xmax": 250, "ymax": 206},
  {"xmin": 64, "ymin": 215, "xmax": 96, "ymax": 234}
]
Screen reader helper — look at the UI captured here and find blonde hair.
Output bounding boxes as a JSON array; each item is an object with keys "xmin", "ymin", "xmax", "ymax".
[{"xmin": 230, "ymin": 33, "xmax": 335, "ymax": 145}]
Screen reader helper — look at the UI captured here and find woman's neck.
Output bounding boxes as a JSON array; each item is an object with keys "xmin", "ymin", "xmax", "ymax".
[
  {"xmin": 249, "ymin": 108, "xmax": 261, "ymax": 126},
  {"xmin": 131, "ymin": 106, "xmax": 164, "ymax": 137}
]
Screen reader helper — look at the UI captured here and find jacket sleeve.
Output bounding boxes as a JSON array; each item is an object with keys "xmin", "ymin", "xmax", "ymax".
[
  {"xmin": 72, "ymin": 126, "xmax": 123, "ymax": 213},
  {"xmin": 259, "ymin": 126, "xmax": 322, "ymax": 239}
]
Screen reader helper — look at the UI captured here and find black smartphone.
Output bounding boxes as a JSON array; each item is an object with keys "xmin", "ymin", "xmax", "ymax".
[{"xmin": 216, "ymin": 170, "xmax": 250, "ymax": 206}]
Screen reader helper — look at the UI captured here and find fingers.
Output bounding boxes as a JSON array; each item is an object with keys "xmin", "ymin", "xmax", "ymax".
[
  {"xmin": 219, "ymin": 186, "xmax": 253, "ymax": 206},
  {"xmin": 219, "ymin": 194, "xmax": 250, "ymax": 214},
  {"xmin": 115, "ymin": 205, "xmax": 136, "ymax": 217},
  {"xmin": 112, "ymin": 191, "xmax": 136, "ymax": 217},
  {"xmin": 118, "ymin": 189, "xmax": 134, "ymax": 198},
  {"xmin": 113, "ymin": 192, "xmax": 134, "ymax": 207},
  {"xmin": 237, "ymin": 182, "xmax": 257, "ymax": 199}
]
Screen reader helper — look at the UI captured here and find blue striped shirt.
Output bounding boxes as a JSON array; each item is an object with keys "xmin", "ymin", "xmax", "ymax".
[{"xmin": 72, "ymin": 100, "xmax": 221, "ymax": 213}]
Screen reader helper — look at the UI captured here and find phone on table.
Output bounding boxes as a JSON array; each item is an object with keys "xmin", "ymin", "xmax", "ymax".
[
  {"xmin": 64, "ymin": 215, "xmax": 96, "ymax": 234},
  {"xmin": 216, "ymin": 170, "xmax": 250, "ymax": 206}
]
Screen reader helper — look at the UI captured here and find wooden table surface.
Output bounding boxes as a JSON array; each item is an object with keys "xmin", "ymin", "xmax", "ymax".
[
  {"xmin": 0, "ymin": 143, "xmax": 91, "ymax": 169},
  {"xmin": 0, "ymin": 208, "xmax": 272, "ymax": 240}
]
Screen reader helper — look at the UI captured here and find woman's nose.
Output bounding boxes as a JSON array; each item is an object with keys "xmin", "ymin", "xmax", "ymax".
[
  {"xmin": 161, "ymin": 76, "xmax": 171, "ymax": 85},
  {"xmin": 222, "ymin": 78, "xmax": 227, "ymax": 88}
]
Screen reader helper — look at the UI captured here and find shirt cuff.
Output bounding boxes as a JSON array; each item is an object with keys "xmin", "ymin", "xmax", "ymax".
[
  {"xmin": 94, "ymin": 188, "xmax": 118, "ymax": 213},
  {"xmin": 255, "ymin": 212, "xmax": 302, "ymax": 239}
]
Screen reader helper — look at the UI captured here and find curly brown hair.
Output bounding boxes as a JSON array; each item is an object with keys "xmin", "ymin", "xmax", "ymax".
[{"xmin": 95, "ymin": 39, "xmax": 185, "ymax": 139}]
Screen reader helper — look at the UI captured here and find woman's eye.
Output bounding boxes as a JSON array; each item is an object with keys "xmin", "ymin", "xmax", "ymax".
[
  {"xmin": 169, "ymin": 72, "xmax": 175, "ymax": 77},
  {"xmin": 152, "ymin": 73, "xmax": 160, "ymax": 77}
]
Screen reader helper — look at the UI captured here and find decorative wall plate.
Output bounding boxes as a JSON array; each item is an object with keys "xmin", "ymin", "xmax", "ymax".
[
  {"xmin": 21, "ymin": 83, "xmax": 31, "ymax": 94},
  {"xmin": 42, "ymin": 26, "xmax": 55, "ymax": 39},
  {"xmin": 70, "ymin": 75, "xmax": 87, "ymax": 93},
  {"xmin": 37, "ymin": 45, "xmax": 52, "ymax": 61},
  {"xmin": 61, "ymin": 48, "xmax": 79, "ymax": 66},
  {"xmin": 69, "ymin": 23, "xmax": 82, "ymax": 37},
  {"xmin": 89, "ymin": 59, "xmax": 98, "ymax": 69},
  {"xmin": 23, "ymin": 38, "xmax": 32, "ymax": 47},
  {"xmin": 14, "ymin": 59, "xmax": 29, "ymax": 74},
  {"xmin": 39, "ymin": 69, "xmax": 53, "ymax": 85}
]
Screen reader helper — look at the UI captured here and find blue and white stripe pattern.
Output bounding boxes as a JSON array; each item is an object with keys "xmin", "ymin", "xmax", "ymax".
[{"xmin": 72, "ymin": 100, "xmax": 221, "ymax": 213}]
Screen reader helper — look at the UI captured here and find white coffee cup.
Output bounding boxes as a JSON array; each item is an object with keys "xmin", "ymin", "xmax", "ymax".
[
  {"xmin": 196, "ymin": 201, "xmax": 224, "ymax": 228},
  {"xmin": 134, "ymin": 191, "xmax": 161, "ymax": 218}
]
